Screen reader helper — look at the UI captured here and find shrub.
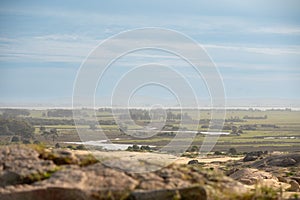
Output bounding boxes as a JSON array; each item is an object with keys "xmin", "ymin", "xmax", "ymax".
[
  {"xmin": 55, "ymin": 143, "xmax": 61, "ymax": 148},
  {"xmin": 214, "ymin": 151, "xmax": 223, "ymax": 155},
  {"xmin": 127, "ymin": 146, "xmax": 133, "ymax": 151},
  {"xmin": 76, "ymin": 144, "xmax": 86, "ymax": 150},
  {"xmin": 140, "ymin": 145, "xmax": 151, "ymax": 151},
  {"xmin": 22, "ymin": 139, "xmax": 31, "ymax": 144},
  {"xmin": 11, "ymin": 135, "xmax": 20, "ymax": 142},
  {"xmin": 67, "ymin": 145, "xmax": 75, "ymax": 150},
  {"xmin": 33, "ymin": 140, "xmax": 41, "ymax": 144},
  {"xmin": 189, "ymin": 145, "xmax": 199, "ymax": 152},
  {"xmin": 228, "ymin": 147, "xmax": 237, "ymax": 155},
  {"xmin": 132, "ymin": 144, "xmax": 139, "ymax": 151}
]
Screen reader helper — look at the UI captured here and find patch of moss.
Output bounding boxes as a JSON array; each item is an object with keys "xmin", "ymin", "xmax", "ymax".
[
  {"xmin": 227, "ymin": 185, "xmax": 280, "ymax": 200},
  {"xmin": 79, "ymin": 154, "xmax": 99, "ymax": 167},
  {"xmin": 26, "ymin": 143, "xmax": 47, "ymax": 153},
  {"xmin": 22, "ymin": 166, "xmax": 60, "ymax": 184}
]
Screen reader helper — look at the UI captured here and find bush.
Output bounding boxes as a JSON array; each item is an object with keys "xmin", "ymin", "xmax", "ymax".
[
  {"xmin": 127, "ymin": 146, "xmax": 133, "ymax": 151},
  {"xmin": 228, "ymin": 147, "xmax": 237, "ymax": 155},
  {"xmin": 126, "ymin": 145, "xmax": 152, "ymax": 152},
  {"xmin": 55, "ymin": 143, "xmax": 61, "ymax": 148},
  {"xmin": 140, "ymin": 145, "xmax": 151, "ymax": 151},
  {"xmin": 76, "ymin": 144, "xmax": 86, "ymax": 150},
  {"xmin": 132, "ymin": 144, "xmax": 139, "ymax": 151},
  {"xmin": 66, "ymin": 145, "xmax": 75, "ymax": 150},
  {"xmin": 33, "ymin": 140, "xmax": 41, "ymax": 144},
  {"xmin": 22, "ymin": 139, "xmax": 31, "ymax": 144},
  {"xmin": 11, "ymin": 136, "xmax": 20, "ymax": 142},
  {"xmin": 0, "ymin": 116, "xmax": 34, "ymax": 139},
  {"xmin": 188, "ymin": 145, "xmax": 199, "ymax": 152},
  {"xmin": 214, "ymin": 151, "xmax": 223, "ymax": 155}
]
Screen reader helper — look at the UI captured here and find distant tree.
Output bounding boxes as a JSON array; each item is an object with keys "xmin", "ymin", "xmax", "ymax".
[
  {"xmin": 39, "ymin": 126, "xmax": 46, "ymax": 132},
  {"xmin": 189, "ymin": 145, "xmax": 199, "ymax": 152},
  {"xmin": 228, "ymin": 147, "xmax": 237, "ymax": 155},
  {"xmin": 0, "ymin": 124, "xmax": 13, "ymax": 135},
  {"xmin": 2, "ymin": 109, "xmax": 30, "ymax": 117},
  {"xmin": 42, "ymin": 128, "xmax": 59, "ymax": 142},
  {"xmin": 89, "ymin": 124, "xmax": 97, "ymax": 130},
  {"xmin": 132, "ymin": 144, "xmax": 139, "ymax": 151},
  {"xmin": 47, "ymin": 109, "xmax": 73, "ymax": 117},
  {"xmin": 231, "ymin": 126, "xmax": 238, "ymax": 134},
  {"xmin": 49, "ymin": 128, "xmax": 59, "ymax": 142},
  {"xmin": 0, "ymin": 116, "xmax": 34, "ymax": 139},
  {"xmin": 140, "ymin": 145, "xmax": 151, "ymax": 151},
  {"xmin": 119, "ymin": 124, "xmax": 128, "ymax": 133}
]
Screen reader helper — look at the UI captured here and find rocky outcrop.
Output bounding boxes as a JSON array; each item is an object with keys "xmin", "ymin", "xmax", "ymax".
[
  {"xmin": 0, "ymin": 145, "xmax": 252, "ymax": 200},
  {"xmin": 129, "ymin": 186, "xmax": 207, "ymax": 200},
  {"xmin": 230, "ymin": 168, "xmax": 277, "ymax": 185},
  {"xmin": 251, "ymin": 154, "xmax": 300, "ymax": 168},
  {"xmin": 0, "ymin": 146, "xmax": 57, "ymax": 187},
  {"xmin": 288, "ymin": 180, "xmax": 300, "ymax": 192},
  {"xmin": 243, "ymin": 151, "xmax": 265, "ymax": 162},
  {"xmin": 229, "ymin": 168, "xmax": 292, "ymax": 191}
]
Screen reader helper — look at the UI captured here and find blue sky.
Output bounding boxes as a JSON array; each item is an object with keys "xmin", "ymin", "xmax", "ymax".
[{"xmin": 0, "ymin": 0, "xmax": 300, "ymax": 107}]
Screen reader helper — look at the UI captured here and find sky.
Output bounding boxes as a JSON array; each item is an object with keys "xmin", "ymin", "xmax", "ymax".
[{"xmin": 0, "ymin": 0, "xmax": 300, "ymax": 107}]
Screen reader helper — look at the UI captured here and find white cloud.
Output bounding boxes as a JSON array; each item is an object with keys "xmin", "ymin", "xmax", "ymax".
[
  {"xmin": 252, "ymin": 27, "xmax": 300, "ymax": 35},
  {"xmin": 204, "ymin": 44, "xmax": 300, "ymax": 55},
  {"xmin": 0, "ymin": 35, "xmax": 97, "ymax": 63},
  {"xmin": 216, "ymin": 62, "xmax": 300, "ymax": 72},
  {"xmin": 1, "ymin": 32, "xmax": 300, "ymax": 65}
]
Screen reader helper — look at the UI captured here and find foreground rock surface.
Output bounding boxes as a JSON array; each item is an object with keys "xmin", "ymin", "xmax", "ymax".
[{"xmin": 1, "ymin": 145, "xmax": 299, "ymax": 200}]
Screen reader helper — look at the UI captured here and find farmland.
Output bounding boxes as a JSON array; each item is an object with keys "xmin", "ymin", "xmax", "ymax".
[{"xmin": 0, "ymin": 107, "xmax": 299, "ymax": 153}]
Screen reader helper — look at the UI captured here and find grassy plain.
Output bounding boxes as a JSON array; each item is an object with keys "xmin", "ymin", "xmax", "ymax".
[{"xmin": 1, "ymin": 108, "xmax": 299, "ymax": 153}]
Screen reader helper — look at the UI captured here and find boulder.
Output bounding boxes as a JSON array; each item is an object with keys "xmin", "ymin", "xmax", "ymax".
[
  {"xmin": 0, "ymin": 146, "xmax": 57, "ymax": 187},
  {"xmin": 0, "ymin": 187, "xmax": 90, "ymax": 200},
  {"xmin": 243, "ymin": 151, "xmax": 264, "ymax": 162},
  {"xmin": 251, "ymin": 153, "xmax": 300, "ymax": 168},
  {"xmin": 188, "ymin": 160, "xmax": 199, "ymax": 165},
  {"xmin": 291, "ymin": 177, "xmax": 300, "ymax": 184},
  {"xmin": 289, "ymin": 180, "xmax": 300, "ymax": 192},
  {"xmin": 243, "ymin": 155, "xmax": 259, "ymax": 162},
  {"xmin": 129, "ymin": 186, "xmax": 207, "ymax": 200},
  {"xmin": 0, "ymin": 146, "xmax": 252, "ymax": 200},
  {"xmin": 230, "ymin": 168, "xmax": 277, "ymax": 185}
]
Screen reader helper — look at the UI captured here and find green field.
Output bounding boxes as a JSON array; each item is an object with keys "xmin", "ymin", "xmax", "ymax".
[{"xmin": 1, "ymin": 108, "xmax": 299, "ymax": 153}]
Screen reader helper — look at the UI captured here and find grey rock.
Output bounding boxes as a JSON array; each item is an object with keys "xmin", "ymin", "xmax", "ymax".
[
  {"xmin": 129, "ymin": 186, "xmax": 207, "ymax": 200},
  {"xmin": 0, "ymin": 146, "xmax": 57, "ymax": 187},
  {"xmin": 243, "ymin": 155, "xmax": 259, "ymax": 162},
  {"xmin": 251, "ymin": 153, "xmax": 300, "ymax": 168},
  {"xmin": 289, "ymin": 180, "xmax": 300, "ymax": 192},
  {"xmin": 188, "ymin": 160, "xmax": 199, "ymax": 165},
  {"xmin": 0, "ymin": 187, "xmax": 90, "ymax": 200},
  {"xmin": 243, "ymin": 151, "xmax": 265, "ymax": 162},
  {"xmin": 230, "ymin": 168, "xmax": 277, "ymax": 185},
  {"xmin": 0, "ymin": 146, "xmax": 251, "ymax": 200},
  {"xmin": 291, "ymin": 177, "xmax": 300, "ymax": 184}
]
